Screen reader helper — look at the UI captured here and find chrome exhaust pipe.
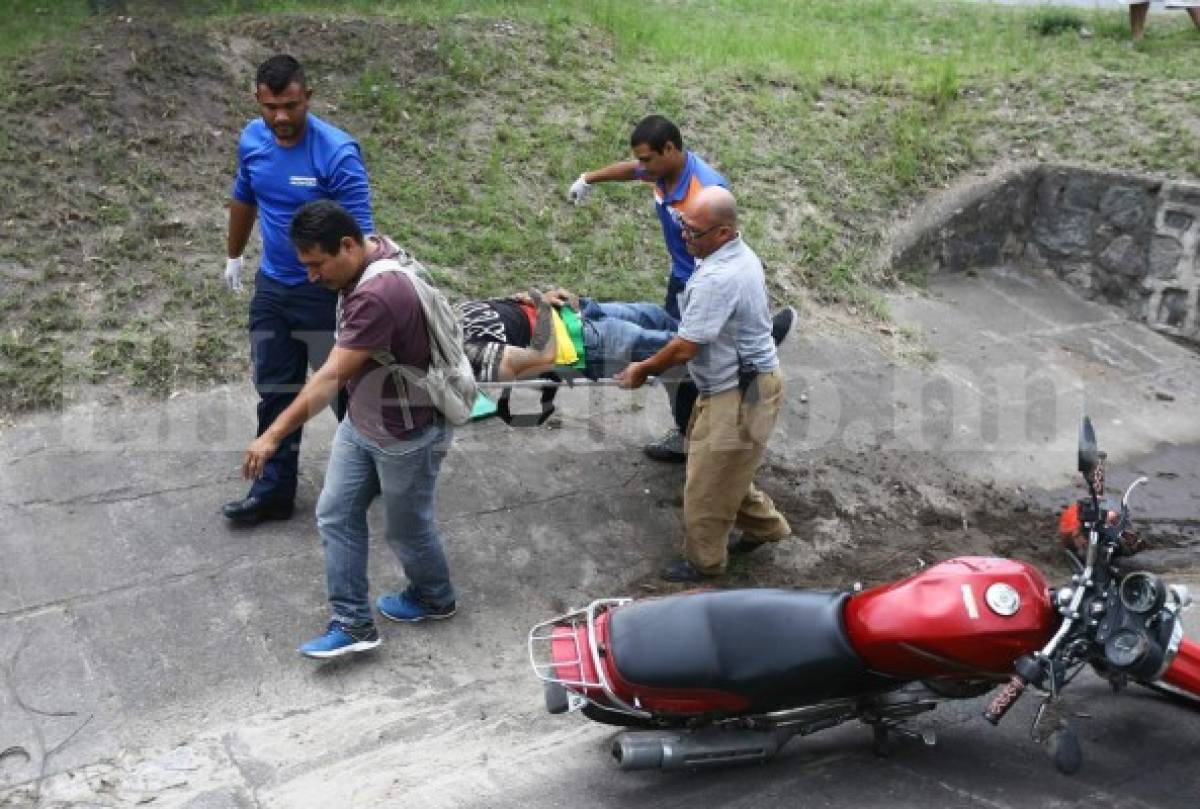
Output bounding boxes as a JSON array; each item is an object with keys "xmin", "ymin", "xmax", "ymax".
[{"xmin": 612, "ymin": 728, "xmax": 795, "ymax": 771}]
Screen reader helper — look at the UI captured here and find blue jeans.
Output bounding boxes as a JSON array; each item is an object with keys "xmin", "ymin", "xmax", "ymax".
[
  {"xmin": 578, "ymin": 299, "xmax": 678, "ymax": 379},
  {"xmin": 581, "ymin": 296, "xmax": 696, "ymax": 433},
  {"xmin": 664, "ymin": 274, "xmax": 687, "ymax": 320},
  {"xmin": 249, "ymin": 272, "xmax": 348, "ymax": 503},
  {"xmin": 317, "ymin": 417, "xmax": 455, "ymax": 627},
  {"xmin": 664, "ymin": 276, "xmax": 699, "ymax": 433}
]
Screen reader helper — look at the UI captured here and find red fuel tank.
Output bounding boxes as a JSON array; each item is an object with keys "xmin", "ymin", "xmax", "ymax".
[{"xmin": 845, "ymin": 557, "xmax": 1057, "ymax": 678}]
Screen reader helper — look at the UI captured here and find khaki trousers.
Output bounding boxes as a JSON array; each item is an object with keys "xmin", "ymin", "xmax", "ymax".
[{"xmin": 683, "ymin": 371, "xmax": 790, "ymax": 574}]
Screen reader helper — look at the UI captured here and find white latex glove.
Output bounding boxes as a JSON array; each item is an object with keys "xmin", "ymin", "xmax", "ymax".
[
  {"xmin": 224, "ymin": 256, "xmax": 244, "ymax": 292},
  {"xmin": 568, "ymin": 174, "xmax": 592, "ymax": 205}
]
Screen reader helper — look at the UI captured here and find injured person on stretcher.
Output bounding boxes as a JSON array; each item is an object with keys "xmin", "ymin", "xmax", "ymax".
[
  {"xmin": 459, "ymin": 289, "xmax": 795, "ymax": 426},
  {"xmin": 457, "ymin": 288, "xmax": 684, "ymax": 383}
]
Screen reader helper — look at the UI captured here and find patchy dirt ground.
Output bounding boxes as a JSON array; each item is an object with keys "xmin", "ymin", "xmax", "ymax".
[
  {"xmin": 628, "ymin": 432, "xmax": 1200, "ymax": 600},
  {"xmin": 629, "ymin": 449, "xmax": 1069, "ymax": 599}
]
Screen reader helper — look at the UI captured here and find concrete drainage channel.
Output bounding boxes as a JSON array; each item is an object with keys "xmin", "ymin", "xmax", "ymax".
[
  {"xmin": 883, "ymin": 162, "xmax": 1200, "ymax": 573},
  {"xmin": 888, "ymin": 163, "xmax": 1200, "ymax": 349}
]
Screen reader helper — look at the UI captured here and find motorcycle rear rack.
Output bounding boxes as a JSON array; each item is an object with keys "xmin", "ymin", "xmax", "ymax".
[{"xmin": 528, "ymin": 598, "xmax": 650, "ymax": 719}]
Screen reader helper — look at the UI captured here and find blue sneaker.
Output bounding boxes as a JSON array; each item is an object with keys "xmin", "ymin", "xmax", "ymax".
[
  {"xmin": 376, "ymin": 590, "xmax": 456, "ymax": 623},
  {"xmin": 298, "ymin": 620, "xmax": 381, "ymax": 659}
]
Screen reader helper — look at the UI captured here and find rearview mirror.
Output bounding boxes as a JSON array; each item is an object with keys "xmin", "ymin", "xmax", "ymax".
[{"xmin": 1078, "ymin": 416, "xmax": 1099, "ymax": 478}]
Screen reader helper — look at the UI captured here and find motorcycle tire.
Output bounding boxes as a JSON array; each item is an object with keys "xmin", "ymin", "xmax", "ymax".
[
  {"xmin": 1044, "ymin": 724, "xmax": 1082, "ymax": 775},
  {"xmin": 544, "ymin": 682, "xmax": 570, "ymax": 715}
]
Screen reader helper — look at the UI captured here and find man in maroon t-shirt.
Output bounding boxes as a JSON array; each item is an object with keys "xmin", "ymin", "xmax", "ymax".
[{"xmin": 242, "ymin": 200, "xmax": 457, "ymax": 660}]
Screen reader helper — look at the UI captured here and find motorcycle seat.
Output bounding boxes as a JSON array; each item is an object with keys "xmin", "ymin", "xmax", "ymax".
[{"xmin": 608, "ymin": 589, "xmax": 887, "ymax": 710}]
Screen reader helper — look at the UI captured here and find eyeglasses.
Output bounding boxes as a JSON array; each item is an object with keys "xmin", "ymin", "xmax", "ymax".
[{"xmin": 679, "ymin": 221, "xmax": 721, "ymax": 240}]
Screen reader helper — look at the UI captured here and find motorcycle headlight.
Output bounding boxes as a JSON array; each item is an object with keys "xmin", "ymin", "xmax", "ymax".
[
  {"xmin": 1105, "ymin": 629, "xmax": 1150, "ymax": 668},
  {"xmin": 1119, "ymin": 572, "xmax": 1166, "ymax": 615}
]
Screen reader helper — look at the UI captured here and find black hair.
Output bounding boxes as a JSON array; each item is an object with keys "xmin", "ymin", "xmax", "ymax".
[
  {"xmin": 629, "ymin": 114, "xmax": 683, "ymax": 154},
  {"xmin": 290, "ymin": 200, "xmax": 363, "ymax": 256},
  {"xmin": 255, "ymin": 54, "xmax": 307, "ymax": 94}
]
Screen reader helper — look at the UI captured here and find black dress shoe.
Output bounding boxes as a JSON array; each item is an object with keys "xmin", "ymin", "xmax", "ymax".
[
  {"xmin": 771, "ymin": 306, "xmax": 797, "ymax": 346},
  {"xmin": 728, "ymin": 536, "xmax": 767, "ymax": 556},
  {"xmin": 660, "ymin": 559, "xmax": 716, "ymax": 583},
  {"xmin": 643, "ymin": 428, "xmax": 688, "ymax": 463},
  {"xmin": 222, "ymin": 495, "xmax": 295, "ymax": 523}
]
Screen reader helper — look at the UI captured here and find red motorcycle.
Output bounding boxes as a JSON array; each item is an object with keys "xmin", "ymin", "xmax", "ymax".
[{"xmin": 528, "ymin": 417, "xmax": 1200, "ymax": 773}]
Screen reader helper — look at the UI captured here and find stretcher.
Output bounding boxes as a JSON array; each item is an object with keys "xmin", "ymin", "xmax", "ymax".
[{"xmin": 472, "ymin": 375, "xmax": 665, "ymax": 426}]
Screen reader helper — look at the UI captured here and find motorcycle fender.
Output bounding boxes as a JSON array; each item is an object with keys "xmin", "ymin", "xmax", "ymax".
[{"xmin": 1161, "ymin": 638, "xmax": 1200, "ymax": 697}]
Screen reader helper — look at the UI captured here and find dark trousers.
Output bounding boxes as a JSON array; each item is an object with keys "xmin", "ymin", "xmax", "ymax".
[
  {"xmin": 248, "ymin": 272, "xmax": 347, "ymax": 503},
  {"xmin": 664, "ymin": 275, "xmax": 698, "ymax": 434}
]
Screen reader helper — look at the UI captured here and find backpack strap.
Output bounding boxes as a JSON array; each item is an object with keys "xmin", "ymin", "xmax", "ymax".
[
  {"xmin": 342, "ymin": 258, "xmax": 419, "ymax": 430},
  {"xmin": 336, "ymin": 257, "xmax": 407, "ymax": 336},
  {"xmin": 368, "ymin": 345, "xmax": 417, "ymax": 431}
]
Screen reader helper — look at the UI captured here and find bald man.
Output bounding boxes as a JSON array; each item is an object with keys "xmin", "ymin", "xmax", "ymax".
[{"xmin": 617, "ymin": 187, "xmax": 791, "ymax": 582}]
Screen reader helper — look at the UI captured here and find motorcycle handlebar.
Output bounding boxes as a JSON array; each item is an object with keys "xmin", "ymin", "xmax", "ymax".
[{"xmin": 983, "ymin": 674, "xmax": 1028, "ymax": 725}]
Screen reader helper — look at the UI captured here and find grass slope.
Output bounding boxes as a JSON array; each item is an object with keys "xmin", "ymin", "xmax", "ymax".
[{"xmin": 0, "ymin": 0, "xmax": 1197, "ymax": 414}]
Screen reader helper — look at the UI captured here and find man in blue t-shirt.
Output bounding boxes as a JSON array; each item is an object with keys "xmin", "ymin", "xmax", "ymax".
[
  {"xmin": 567, "ymin": 115, "xmax": 728, "ymax": 463},
  {"xmin": 221, "ymin": 55, "xmax": 375, "ymax": 523}
]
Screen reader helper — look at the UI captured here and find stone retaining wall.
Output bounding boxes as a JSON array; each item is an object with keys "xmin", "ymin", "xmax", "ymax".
[{"xmin": 890, "ymin": 164, "xmax": 1200, "ymax": 346}]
